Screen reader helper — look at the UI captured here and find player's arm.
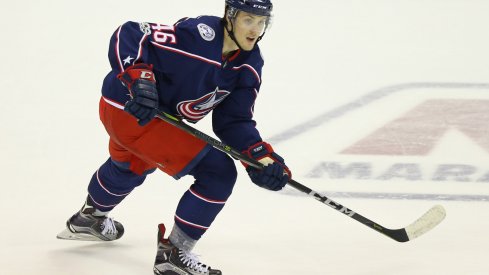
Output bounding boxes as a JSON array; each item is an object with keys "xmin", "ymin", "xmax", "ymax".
[
  {"xmin": 107, "ymin": 22, "xmax": 159, "ymax": 126},
  {"xmin": 212, "ymin": 86, "xmax": 261, "ymax": 151},
  {"xmin": 212, "ymin": 87, "xmax": 291, "ymax": 191}
]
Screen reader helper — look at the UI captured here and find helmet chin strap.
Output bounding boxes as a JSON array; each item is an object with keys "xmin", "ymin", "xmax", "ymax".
[
  {"xmin": 225, "ymin": 20, "xmax": 244, "ymax": 51},
  {"xmin": 224, "ymin": 18, "xmax": 267, "ymax": 52}
]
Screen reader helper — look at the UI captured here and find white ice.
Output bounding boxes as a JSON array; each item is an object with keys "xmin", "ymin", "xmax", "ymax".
[{"xmin": 2, "ymin": 0, "xmax": 489, "ymax": 274}]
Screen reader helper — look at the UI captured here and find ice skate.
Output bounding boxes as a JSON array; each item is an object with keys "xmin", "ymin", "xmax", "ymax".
[
  {"xmin": 153, "ymin": 224, "xmax": 222, "ymax": 275},
  {"xmin": 57, "ymin": 199, "xmax": 124, "ymax": 241}
]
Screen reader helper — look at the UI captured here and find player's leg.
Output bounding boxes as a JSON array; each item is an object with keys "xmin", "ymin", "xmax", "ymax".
[
  {"xmin": 154, "ymin": 149, "xmax": 237, "ymax": 275},
  {"xmin": 154, "ymin": 149, "xmax": 234, "ymax": 275},
  {"xmin": 98, "ymin": 98, "xmax": 225, "ymax": 273},
  {"xmin": 57, "ymin": 141, "xmax": 156, "ymax": 241},
  {"xmin": 58, "ymin": 98, "xmax": 159, "ymax": 241},
  {"xmin": 171, "ymin": 148, "xmax": 237, "ymax": 247}
]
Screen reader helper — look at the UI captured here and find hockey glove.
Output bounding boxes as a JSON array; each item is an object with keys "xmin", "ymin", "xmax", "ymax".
[
  {"xmin": 243, "ymin": 142, "xmax": 292, "ymax": 191},
  {"xmin": 117, "ymin": 63, "xmax": 159, "ymax": 126}
]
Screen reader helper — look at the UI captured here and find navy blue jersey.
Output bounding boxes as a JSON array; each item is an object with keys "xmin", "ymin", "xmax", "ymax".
[{"xmin": 102, "ymin": 16, "xmax": 265, "ymax": 151}]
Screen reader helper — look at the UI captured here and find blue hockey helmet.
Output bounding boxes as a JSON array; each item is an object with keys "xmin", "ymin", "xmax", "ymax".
[{"xmin": 225, "ymin": 0, "xmax": 273, "ymax": 17}]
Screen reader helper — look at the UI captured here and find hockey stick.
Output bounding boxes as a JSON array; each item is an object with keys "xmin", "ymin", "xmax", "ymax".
[{"xmin": 156, "ymin": 111, "xmax": 446, "ymax": 242}]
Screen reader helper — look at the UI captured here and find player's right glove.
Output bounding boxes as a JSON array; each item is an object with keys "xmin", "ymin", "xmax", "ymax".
[
  {"xmin": 117, "ymin": 63, "xmax": 159, "ymax": 126},
  {"xmin": 243, "ymin": 142, "xmax": 292, "ymax": 191}
]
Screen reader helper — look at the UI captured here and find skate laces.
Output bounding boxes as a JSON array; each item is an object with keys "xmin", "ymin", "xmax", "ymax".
[
  {"xmin": 178, "ymin": 250, "xmax": 210, "ymax": 273},
  {"xmin": 100, "ymin": 217, "xmax": 117, "ymax": 236}
]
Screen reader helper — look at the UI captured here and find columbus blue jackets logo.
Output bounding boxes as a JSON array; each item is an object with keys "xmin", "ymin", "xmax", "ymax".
[{"xmin": 177, "ymin": 87, "xmax": 230, "ymax": 122}]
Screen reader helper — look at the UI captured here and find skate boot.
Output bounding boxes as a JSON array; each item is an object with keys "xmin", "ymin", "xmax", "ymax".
[
  {"xmin": 153, "ymin": 224, "xmax": 222, "ymax": 275},
  {"xmin": 57, "ymin": 198, "xmax": 124, "ymax": 241}
]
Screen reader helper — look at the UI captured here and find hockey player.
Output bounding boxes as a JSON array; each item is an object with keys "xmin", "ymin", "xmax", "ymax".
[{"xmin": 57, "ymin": 0, "xmax": 291, "ymax": 274}]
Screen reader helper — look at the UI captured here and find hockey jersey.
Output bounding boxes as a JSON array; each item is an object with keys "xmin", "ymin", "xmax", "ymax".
[{"xmin": 102, "ymin": 16, "xmax": 264, "ymax": 151}]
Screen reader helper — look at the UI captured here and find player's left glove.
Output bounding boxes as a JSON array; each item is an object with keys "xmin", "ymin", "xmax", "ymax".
[
  {"xmin": 243, "ymin": 141, "xmax": 292, "ymax": 191},
  {"xmin": 117, "ymin": 63, "xmax": 159, "ymax": 126}
]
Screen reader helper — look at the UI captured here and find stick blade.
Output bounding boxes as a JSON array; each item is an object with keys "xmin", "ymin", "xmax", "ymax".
[{"xmin": 404, "ymin": 205, "xmax": 446, "ymax": 241}]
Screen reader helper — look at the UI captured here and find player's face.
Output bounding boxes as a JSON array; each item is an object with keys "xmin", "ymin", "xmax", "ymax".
[{"xmin": 232, "ymin": 12, "xmax": 268, "ymax": 51}]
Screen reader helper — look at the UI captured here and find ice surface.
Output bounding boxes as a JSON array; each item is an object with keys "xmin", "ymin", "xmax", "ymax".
[{"xmin": 2, "ymin": 0, "xmax": 489, "ymax": 274}]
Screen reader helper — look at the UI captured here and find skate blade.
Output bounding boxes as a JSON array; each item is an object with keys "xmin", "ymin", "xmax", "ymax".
[{"xmin": 56, "ymin": 228, "xmax": 103, "ymax": 241}]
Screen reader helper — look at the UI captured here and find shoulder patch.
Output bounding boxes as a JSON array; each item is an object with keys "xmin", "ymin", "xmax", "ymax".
[
  {"xmin": 197, "ymin": 23, "xmax": 215, "ymax": 41},
  {"xmin": 139, "ymin": 22, "xmax": 151, "ymax": 35}
]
